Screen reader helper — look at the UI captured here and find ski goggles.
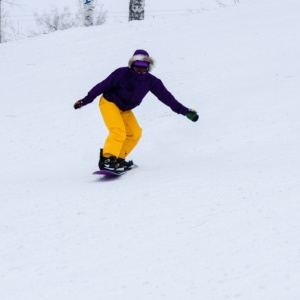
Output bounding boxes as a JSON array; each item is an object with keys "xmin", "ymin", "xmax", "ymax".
[{"xmin": 132, "ymin": 64, "xmax": 149, "ymax": 74}]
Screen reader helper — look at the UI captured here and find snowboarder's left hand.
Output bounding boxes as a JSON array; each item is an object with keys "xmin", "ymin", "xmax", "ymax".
[
  {"xmin": 186, "ymin": 109, "xmax": 199, "ymax": 122},
  {"xmin": 74, "ymin": 100, "xmax": 84, "ymax": 109}
]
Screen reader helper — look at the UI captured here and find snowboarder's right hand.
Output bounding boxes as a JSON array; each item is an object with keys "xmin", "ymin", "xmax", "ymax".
[
  {"xmin": 186, "ymin": 109, "xmax": 199, "ymax": 122},
  {"xmin": 74, "ymin": 100, "xmax": 84, "ymax": 109}
]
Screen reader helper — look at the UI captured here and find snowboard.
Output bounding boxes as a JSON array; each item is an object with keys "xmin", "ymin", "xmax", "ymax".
[
  {"xmin": 93, "ymin": 164, "xmax": 138, "ymax": 177},
  {"xmin": 93, "ymin": 170, "xmax": 125, "ymax": 176}
]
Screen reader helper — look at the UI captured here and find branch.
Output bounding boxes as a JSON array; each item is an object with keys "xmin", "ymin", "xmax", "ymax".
[{"xmin": 38, "ymin": 18, "xmax": 58, "ymax": 31}]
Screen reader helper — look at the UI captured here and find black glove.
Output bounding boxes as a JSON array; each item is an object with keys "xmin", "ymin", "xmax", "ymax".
[
  {"xmin": 186, "ymin": 109, "xmax": 199, "ymax": 122},
  {"xmin": 74, "ymin": 100, "xmax": 84, "ymax": 109}
]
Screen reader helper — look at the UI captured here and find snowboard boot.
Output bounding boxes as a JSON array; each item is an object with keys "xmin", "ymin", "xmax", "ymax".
[
  {"xmin": 98, "ymin": 149, "xmax": 125, "ymax": 173},
  {"xmin": 117, "ymin": 158, "xmax": 134, "ymax": 170}
]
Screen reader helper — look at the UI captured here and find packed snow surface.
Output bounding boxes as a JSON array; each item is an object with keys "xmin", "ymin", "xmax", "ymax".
[{"xmin": 1, "ymin": 0, "xmax": 300, "ymax": 299}]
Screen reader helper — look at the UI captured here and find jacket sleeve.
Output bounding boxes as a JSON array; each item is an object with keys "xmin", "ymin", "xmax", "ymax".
[
  {"xmin": 81, "ymin": 70, "xmax": 119, "ymax": 105},
  {"xmin": 150, "ymin": 77, "xmax": 189, "ymax": 116}
]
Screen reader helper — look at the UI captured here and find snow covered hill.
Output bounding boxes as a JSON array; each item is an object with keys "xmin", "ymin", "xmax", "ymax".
[{"xmin": 1, "ymin": 1, "xmax": 300, "ymax": 299}]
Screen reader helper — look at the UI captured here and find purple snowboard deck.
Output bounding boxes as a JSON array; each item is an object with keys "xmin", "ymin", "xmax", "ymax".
[{"xmin": 93, "ymin": 170, "xmax": 125, "ymax": 176}]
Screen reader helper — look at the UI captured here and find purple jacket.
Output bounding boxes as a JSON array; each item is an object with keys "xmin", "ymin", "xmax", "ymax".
[{"xmin": 81, "ymin": 67, "xmax": 189, "ymax": 116}]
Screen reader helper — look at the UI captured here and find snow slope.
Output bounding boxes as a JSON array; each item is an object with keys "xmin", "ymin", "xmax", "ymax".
[{"xmin": 1, "ymin": 0, "xmax": 300, "ymax": 299}]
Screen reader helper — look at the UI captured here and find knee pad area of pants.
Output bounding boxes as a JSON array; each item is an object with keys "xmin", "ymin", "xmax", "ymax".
[{"xmin": 109, "ymin": 127, "xmax": 127, "ymax": 142}]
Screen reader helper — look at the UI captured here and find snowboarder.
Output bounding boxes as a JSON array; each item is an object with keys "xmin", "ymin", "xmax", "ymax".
[{"xmin": 74, "ymin": 49, "xmax": 198, "ymax": 173}]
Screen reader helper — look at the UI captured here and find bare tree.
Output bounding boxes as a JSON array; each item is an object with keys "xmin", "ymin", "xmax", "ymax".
[
  {"xmin": 129, "ymin": 0, "xmax": 145, "ymax": 21},
  {"xmin": 33, "ymin": 2, "xmax": 107, "ymax": 36},
  {"xmin": 0, "ymin": 0, "xmax": 19, "ymax": 43},
  {"xmin": 34, "ymin": 6, "xmax": 75, "ymax": 34},
  {"xmin": 0, "ymin": 0, "xmax": 6, "ymax": 42},
  {"xmin": 94, "ymin": 4, "xmax": 107, "ymax": 25}
]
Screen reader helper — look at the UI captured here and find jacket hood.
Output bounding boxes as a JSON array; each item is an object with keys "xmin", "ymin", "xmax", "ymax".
[{"xmin": 128, "ymin": 49, "xmax": 155, "ymax": 71}]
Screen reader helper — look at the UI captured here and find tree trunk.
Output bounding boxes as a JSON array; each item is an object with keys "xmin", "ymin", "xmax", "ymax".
[
  {"xmin": 129, "ymin": 0, "xmax": 145, "ymax": 22},
  {"xmin": 84, "ymin": 0, "xmax": 94, "ymax": 27},
  {"xmin": 0, "ymin": 0, "xmax": 2, "ymax": 43}
]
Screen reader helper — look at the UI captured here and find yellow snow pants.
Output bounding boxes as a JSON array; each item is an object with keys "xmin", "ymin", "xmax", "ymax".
[{"xmin": 99, "ymin": 96, "xmax": 142, "ymax": 159}]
